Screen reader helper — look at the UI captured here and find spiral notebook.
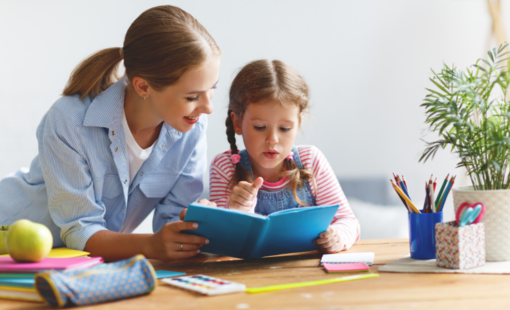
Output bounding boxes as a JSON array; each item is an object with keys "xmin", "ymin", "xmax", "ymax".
[{"xmin": 320, "ymin": 252, "xmax": 375, "ymax": 266}]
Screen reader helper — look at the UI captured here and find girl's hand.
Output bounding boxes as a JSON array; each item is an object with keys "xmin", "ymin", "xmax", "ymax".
[
  {"xmin": 179, "ymin": 199, "xmax": 217, "ymax": 220},
  {"xmin": 146, "ymin": 220, "xmax": 209, "ymax": 261},
  {"xmin": 198, "ymin": 198, "xmax": 217, "ymax": 207},
  {"xmin": 315, "ymin": 226, "xmax": 342, "ymax": 254},
  {"xmin": 228, "ymin": 177, "xmax": 264, "ymax": 211}
]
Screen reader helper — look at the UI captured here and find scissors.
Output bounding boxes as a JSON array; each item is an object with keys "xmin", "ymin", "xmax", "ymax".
[{"xmin": 456, "ymin": 202, "xmax": 485, "ymax": 227}]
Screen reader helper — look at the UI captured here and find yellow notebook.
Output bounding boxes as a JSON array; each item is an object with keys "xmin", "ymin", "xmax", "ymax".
[
  {"xmin": 0, "ymin": 285, "xmax": 42, "ymax": 302},
  {"xmin": 0, "ymin": 247, "xmax": 89, "ymax": 258}
]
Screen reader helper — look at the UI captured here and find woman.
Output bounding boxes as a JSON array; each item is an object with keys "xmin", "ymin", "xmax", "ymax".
[{"xmin": 0, "ymin": 5, "xmax": 220, "ymax": 261}]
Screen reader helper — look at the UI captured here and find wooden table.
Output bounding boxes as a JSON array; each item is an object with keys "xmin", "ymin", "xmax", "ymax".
[{"xmin": 2, "ymin": 239, "xmax": 510, "ymax": 309}]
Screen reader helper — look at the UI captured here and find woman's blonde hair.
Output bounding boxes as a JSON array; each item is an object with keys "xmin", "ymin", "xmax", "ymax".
[
  {"xmin": 63, "ymin": 5, "xmax": 220, "ymax": 98},
  {"xmin": 226, "ymin": 59, "xmax": 316, "ymax": 205}
]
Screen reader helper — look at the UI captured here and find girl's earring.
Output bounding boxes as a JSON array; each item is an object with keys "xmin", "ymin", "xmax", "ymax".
[{"xmin": 143, "ymin": 95, "xmax": 146, "ymax": 101}]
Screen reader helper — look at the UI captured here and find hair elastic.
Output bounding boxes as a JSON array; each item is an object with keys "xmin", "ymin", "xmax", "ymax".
[
  {"xmin": 286, "ymin": 152, "xmax": 294, "ymax": 161},
  {"xmin": 119, "ymin": 47, "xmax": 124, "ymax": 60},
  {"xmin": 230, "ymin": 149, "xmax": 241, "ymax": 164},
  {"xmin": 231, "ymin": 154, "xmax": 241, "ymax": 164}
]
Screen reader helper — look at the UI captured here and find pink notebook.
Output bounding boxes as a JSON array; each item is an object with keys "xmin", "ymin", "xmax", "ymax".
[
  {"xmin": 323, "ymin": 262, "xmax": 369, "ymax": 273},
  {"xmin": 0, "ymin": 257, "xmax": 103, "ymax": 273}
]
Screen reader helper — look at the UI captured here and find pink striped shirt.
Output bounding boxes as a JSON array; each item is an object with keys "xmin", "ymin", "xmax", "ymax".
[{"xmin": 209, "ymin": 145, "xmax": 360, "ymax": 250}]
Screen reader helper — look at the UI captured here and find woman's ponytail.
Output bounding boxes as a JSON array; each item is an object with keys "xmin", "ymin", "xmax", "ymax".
[
  {"xmin": 62, "ymin": 5, "xmax": 220, "ymax": 99},
  {"xmin": 63, "ymin": 48, "xmax": 122, "ymax": 99}
]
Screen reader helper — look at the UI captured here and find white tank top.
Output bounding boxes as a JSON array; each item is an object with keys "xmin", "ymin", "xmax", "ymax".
[{"xmin": 121, "ymin": 110, "xmax": 155, "ymax": 185}]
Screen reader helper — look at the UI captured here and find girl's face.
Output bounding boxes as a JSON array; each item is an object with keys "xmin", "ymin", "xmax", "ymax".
[
  {"xmin": 233, "ymin": 101, "xmax": 300, "ymax": 180},
  {"xmin": 147, "ymin": 56, "xmax": 220, "ymax": 133}
]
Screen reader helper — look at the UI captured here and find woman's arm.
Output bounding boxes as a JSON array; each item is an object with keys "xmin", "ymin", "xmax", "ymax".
[
  {"xmin": 84, "ymin": 210, "xmax": 207, "ymax": 262},
  {"xmin": 38, "ymin": 103, "xmax": 209, "ymax": 261}
]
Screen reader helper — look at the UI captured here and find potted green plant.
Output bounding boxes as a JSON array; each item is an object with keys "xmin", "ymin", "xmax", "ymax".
[{"xmin": 420, "ymin": 43, "xmax": 510, "ymax": 261}]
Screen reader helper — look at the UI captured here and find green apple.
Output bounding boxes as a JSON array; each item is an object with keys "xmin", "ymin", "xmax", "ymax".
[
  {"xmin": 6, "ymin": 220, "xmax": 53, "ymax": 262},
  {"xmin": 0, "ymin": 225, "xmax": 9, "ymax": 255}
]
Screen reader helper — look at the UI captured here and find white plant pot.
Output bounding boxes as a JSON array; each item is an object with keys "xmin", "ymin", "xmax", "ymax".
[{"xmin": 453, "ymin": 186, "xmax": 510, "ymax": 261}]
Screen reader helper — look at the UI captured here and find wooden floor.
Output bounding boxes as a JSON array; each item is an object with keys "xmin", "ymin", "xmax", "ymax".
[{"xmin": 2, "ymin": 239, "xmax": 510, "ymax": 309}]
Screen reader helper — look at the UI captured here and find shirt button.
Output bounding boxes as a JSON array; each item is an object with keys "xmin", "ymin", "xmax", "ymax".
[
  {"xmin": 162, "ymin": 144, "xmax": 166, "ymax": 149},
  {"xmin": 124, "ymin": 179, "xmax": 127, "ymax": 184},
  {"xmin": 140, "ymin": 172, "xmax": 144, "ymax": 176},
  {"xmin": 112, "ymin": 131, "xmax": 115, "ymax": 136},
  {"xmin": 115, "ymin": 147, "xmax": 118, "ymax": 152}
]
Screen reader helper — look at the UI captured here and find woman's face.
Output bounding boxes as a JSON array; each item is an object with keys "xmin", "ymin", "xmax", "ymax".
[{"xmin": 148, "ymin": 55, "xmax": 220, "ymax": 133}]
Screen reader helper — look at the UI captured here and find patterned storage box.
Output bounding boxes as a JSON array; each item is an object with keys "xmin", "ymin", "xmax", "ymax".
[{"xmin": 435, "ymin": 221, "xmax": 485, "ymax": 269}]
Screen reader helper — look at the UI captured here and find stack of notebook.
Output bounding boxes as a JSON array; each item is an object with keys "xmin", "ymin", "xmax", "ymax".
[
  {"xmin": 0, "ymin": 248, "xmax": 102, "ymax": 302},
  {"xmin": 320, "ymin": 252, "xmax": 374, "ymax": 273}
]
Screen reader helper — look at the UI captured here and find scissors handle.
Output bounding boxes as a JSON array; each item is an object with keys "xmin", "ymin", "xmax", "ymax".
[
  {"xmin": 471, "ymin": 203, "xmax": 485, "ymax": 224},
  {"xmin": 456, "ymin": 202, "xmax": 486, "ymax": 226}
]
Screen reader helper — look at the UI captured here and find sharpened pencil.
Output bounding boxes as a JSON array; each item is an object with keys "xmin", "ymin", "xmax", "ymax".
[
  {"xmin": 423, "ymin": 182, "xmax": 430, "ymax": 213},
  {"xmin": 428, "ymin": 181, "xmax": 435, "ymax": 213},
  {"xmin": 391, "ymin": 180, "xmax": 421, "ymax": 213},
  {"xmin": 391, "ymin": 179, "xmax": 411, "ymax": 212},
  {"xmin": 397, "ymin": 176, "xmax": 411, "ymax": 200},
  {"xmin": 435, "ymin": 174, "xmax": 449, "ymax": 211},
  {"xmin": 438, "ymin": 175, "xmax": 456, "ymax": 212}
]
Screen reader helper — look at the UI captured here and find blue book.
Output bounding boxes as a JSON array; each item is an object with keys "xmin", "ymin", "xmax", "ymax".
[
  {"xmin": 183, "ymin": 203, "xmax": 339, "ymax": 259},
  {"xmin": 0, "ymin": 278, "xmax": 35, "ymax": 288}
]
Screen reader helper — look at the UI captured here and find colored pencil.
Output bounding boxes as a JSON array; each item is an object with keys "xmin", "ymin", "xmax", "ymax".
[
  {"xmin": 438, "ymin": 176, "xmax": 456, "ymax": 212},
  {"xmin": 435, "ymin": 174, "xmax": 449, "ymax": 211},
  {"xmin": 397, "ymin": 176, "xmax": 411, "ymax": 200},
  {"xmin": 428, "ymin": 182, "xmax": 435, "ymax": 213},
  {"xmin": 423, "ymin": 182, "xmax": 430, "ymax": 213},
  {"xmin": 392, "ymin": 173, "xmax": 399, "ymax": 185},
  {"xmin": 402, "ymin": 175, "xmax": 408, "ymax": 191},
  {"xmin": 391, "ymin": 180, "xmax": 421, "ymax": 213},
  {"xmin": 391, "ymin": 180, "xmax": 410, "ymax": 212}
]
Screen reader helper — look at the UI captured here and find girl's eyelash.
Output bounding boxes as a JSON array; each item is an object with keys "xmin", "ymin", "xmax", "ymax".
[
  {"xmin": 186, "ymin": 96, "xmax": 199, "ymax": 102},
  {"xmin": 254, "ymin": 126, "xmax": 265, "ymax": 130},
  {"xmin": 280, "ymin": 127, "xmax": 291, "ymax": 131}
]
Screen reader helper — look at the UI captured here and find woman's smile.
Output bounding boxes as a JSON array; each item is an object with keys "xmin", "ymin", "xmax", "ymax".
[{"xmin": 184, "ymin": 115, "xmax": 200, "ymax": 124}]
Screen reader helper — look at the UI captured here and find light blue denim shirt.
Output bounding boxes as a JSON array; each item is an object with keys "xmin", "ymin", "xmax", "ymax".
[{"xmin": 0, "ymin": 76, "xmax": 207, "ymax": 250}]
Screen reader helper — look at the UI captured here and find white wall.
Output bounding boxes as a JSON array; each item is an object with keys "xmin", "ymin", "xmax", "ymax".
[{"xmin": 0, "ymin": 1, "xmax": 504, "ymax": 231}]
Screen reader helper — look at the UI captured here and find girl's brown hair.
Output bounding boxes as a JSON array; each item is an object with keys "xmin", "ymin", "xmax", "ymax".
[
  {"xmin": 226, "ymin": 59, "xmax": 316, "ymax": 205},
  {"xmin": 63, "ymin": 5, "xmax": 220, "ymax": 98}
]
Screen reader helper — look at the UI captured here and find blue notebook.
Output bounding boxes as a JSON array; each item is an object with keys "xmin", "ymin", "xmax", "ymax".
[
  {"xmin": 0, "ymin": 278, "xmax": 35, "ymax": 288},
  {"xmin": 183, "ymin": 203, "xmax": 339, "ymax": 259}
]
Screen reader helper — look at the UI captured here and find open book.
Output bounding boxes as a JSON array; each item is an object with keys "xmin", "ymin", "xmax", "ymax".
[{"xmin": 183, "ymin": 203, "xmax": 339, "ymax": 259}]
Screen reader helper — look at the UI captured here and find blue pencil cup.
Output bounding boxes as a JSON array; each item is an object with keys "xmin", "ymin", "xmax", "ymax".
[{"xmin": 408, "ymin": 211, "xmax": 443, "ymax": 259}]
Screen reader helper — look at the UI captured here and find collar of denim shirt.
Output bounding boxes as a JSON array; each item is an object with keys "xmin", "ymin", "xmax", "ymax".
[{"xmin": 82, "ymin": 75, "xmax": 182, "ymax": 141}]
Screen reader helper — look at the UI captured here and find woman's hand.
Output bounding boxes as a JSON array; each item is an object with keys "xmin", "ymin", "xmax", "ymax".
[
  {"xmin": 315, "ymin": 226, "xmax": 343, "ymax": 254},
  {"xmin": 146, "ymin": 219, "xmax": 209, "ymax": 261},
  {"xmin": 228, "ymin": 177, "xmax": 263, "ymax": 211}
]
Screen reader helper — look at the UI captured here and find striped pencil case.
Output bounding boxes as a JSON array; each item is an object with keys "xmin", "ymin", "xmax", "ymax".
[{"xmin": 34, "ymin": 254, "xmax": 157, "ymax": 307}]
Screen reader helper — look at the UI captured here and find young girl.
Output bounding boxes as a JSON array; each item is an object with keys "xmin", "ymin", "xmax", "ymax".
[{"xmin": 210, "ymin": 60, "xmax": 360, "ymax": 253}]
